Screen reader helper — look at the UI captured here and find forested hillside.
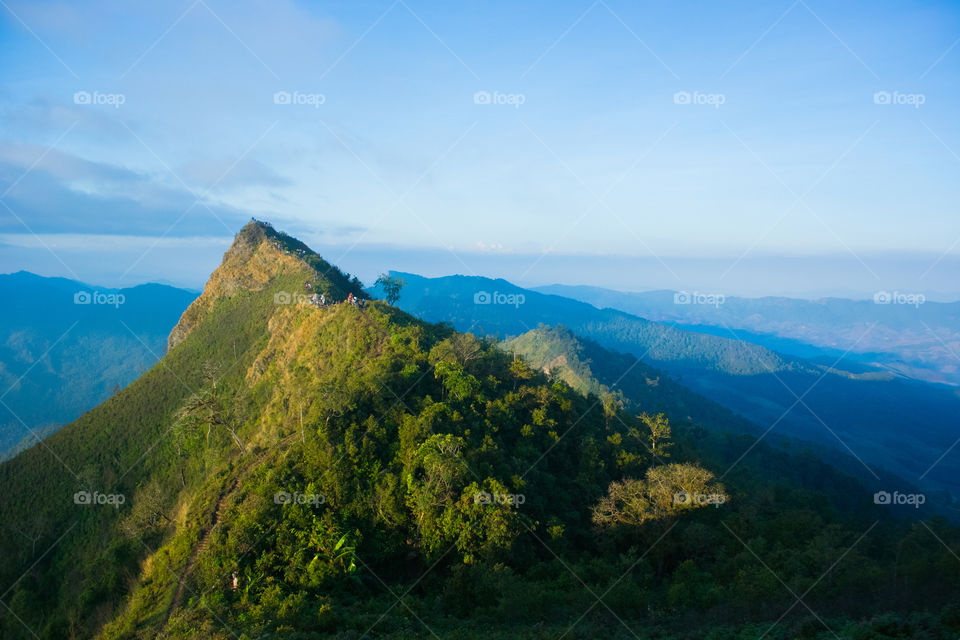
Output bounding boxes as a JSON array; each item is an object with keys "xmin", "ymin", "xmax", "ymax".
[
  {"xmin": 1, "ymin": 222, "xmax": 958, "ymax": 640},
  {"xmin": 502, "ymin": 324, "xmax": 763, "ymax": 424},
  {"xmin": 382, "ymin": 272, "xmax": 960, "ymax": 497}
]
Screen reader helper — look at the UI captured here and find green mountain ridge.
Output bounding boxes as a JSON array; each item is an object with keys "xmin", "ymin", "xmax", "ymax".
[
  {"xmin": 1, "ymin": 221, "xmax": 958, "ymax": 640},
  {"xmin": 501, "ymin": 324, "xmax": 764, "ymax": 427}
]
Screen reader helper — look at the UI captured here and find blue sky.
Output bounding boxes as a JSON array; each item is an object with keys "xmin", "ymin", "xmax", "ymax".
[{"xmin": 1, "ymin": 0, "xmax": 959, "ymax": 298}]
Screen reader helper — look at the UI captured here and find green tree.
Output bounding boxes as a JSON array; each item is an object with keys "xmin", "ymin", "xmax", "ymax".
[
  {"xmin": 405, "ymin": 434, "xmax": 469, "ymax": 552},
  {"xmin": 642, "ymin": 412, "xmax": 673, "ymax": 462},
  {"xmin": 375, "ymin": 273, "xmax": 406, "ymax": 305}
]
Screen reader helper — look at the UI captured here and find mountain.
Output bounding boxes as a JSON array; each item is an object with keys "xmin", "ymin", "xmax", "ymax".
[
  {"xmin": 0, "ymin": 271, "xmax": 197, "ymax": 459},
  {"xmin": 502, "ymin": 325, "xmax": 947, "ymax": 509},
  {"xmin": 534, "ymin": 284, "xmax": 960, "ymax": 386},
  {"xmin": 375, "ymin": 272, "xmax": 960, "ymax": 497},
  {"xmin": 1, "ymin": 221, "xmax": 958, "ymax": 639},
  {"xmin": 380, "ymin": 274, "xmax": 794, "ymax": 376},
  {"xmin": 501, "ymin": 324, "xmax": 767, "ymax": 433}
]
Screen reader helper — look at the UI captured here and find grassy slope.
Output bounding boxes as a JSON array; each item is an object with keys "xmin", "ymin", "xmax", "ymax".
[{"xmin": 0, "ymin": 221, "xmax": 366, "ymax": 639}]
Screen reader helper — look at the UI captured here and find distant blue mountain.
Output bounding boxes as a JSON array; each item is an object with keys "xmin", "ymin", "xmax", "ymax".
[
  {"xmin": 0, "ymin": 271, "xmax": 197, "ymax": 458},
  {"xmin": 374, "ymin": 272, "xmax": 960, "ymax": 498},
  {"xmin": 380, "ymin": 273, "xmax": 795, "ymax": 375},
  {"xmin": 534, "ymin": 284, "xmax": 960, "ymax": 386}
]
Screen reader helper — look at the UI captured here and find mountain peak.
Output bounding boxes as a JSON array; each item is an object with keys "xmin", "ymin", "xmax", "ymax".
[{"xmin": 167, "ymin": 219, "xmax": 364, "ymax": 350}]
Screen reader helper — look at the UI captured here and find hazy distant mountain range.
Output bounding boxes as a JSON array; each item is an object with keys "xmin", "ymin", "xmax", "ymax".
[
  {"xmin": 0, "ymin": 271, "xmax": 196, "ymax": 458},
  {"xmin": 534, "ymin": 284, "xmax": 960, "ymax": 386}
]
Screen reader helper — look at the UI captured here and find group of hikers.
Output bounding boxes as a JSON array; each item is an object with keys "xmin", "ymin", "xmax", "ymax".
[
  {"xmin": 270, "ymin": 238, "xmax": 308, "ymax": 258},
  {"xmin": 304, "ymin": 282, "xmax": 366, "ymax": 309}
]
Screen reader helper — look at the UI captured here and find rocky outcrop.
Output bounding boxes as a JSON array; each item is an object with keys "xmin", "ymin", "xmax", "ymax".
[{"xmin": 167, "ymin": 221, "xmax": 310, "ymax": 351}]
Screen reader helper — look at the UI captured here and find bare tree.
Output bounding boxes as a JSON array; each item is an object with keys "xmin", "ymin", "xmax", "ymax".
[{"xmin": 176, "ymin": 364, "xmax": 245, "ymax": 452}]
